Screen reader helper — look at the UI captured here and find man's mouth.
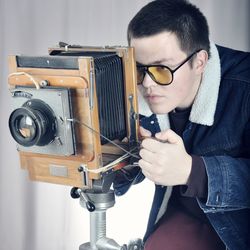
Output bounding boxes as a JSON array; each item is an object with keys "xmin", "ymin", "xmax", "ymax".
[{"xmin": 145, "ymin": 94, "xmax": 164, "ymax": 103}]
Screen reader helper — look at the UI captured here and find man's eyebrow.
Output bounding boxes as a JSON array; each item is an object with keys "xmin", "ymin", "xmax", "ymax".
[
  {"xmin": 137, "ymin": 58, "xmax": 175, "ymax": 66},
  {"xmin": 152, "ymin": 59, "xmax": 169, "ymax": 64}
]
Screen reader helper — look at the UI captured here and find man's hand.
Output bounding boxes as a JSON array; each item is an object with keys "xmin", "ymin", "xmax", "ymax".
[{"xmin": 138, "ymin": 127, "xmax": 192, "ymax": 186}]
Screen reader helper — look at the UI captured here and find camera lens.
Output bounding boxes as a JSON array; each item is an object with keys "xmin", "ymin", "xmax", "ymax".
[
  {"xmin": 17, "ymin": 115, "xmax": 36, "ymax": 139},
  {"xmin": 9, "ymin": 99, "xmax": 57, "ymax": 147}
]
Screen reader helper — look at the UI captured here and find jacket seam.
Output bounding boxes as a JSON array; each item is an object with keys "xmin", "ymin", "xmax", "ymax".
[{"xmin": 223, "ymin": 75, "xmax": 250, "ymax": 85}]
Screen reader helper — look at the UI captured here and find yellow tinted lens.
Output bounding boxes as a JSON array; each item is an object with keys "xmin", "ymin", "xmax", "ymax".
[{"xmin": 148, "ymin": 66, "xmax": 172, "ymax": 84}]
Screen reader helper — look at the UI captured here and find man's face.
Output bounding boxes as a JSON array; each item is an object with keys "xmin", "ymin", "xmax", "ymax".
[{"xmin": 131, "ymin": 32, "xmax": 203, "ymax": 114}]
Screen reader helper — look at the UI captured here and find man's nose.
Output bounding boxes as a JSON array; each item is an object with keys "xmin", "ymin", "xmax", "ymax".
[{"xmin": 142, "ymin": 73, "xmax": 157, "ymax": 88}]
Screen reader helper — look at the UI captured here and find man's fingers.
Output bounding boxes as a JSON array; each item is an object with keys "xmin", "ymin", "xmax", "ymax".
[
  {"xmin": 139, "ymin": 148, "xmax": 155, "ymax": 163},
  {"xmin": 140, "ymin": 129, "xmax": 183, "ymax": 154},
  {"xmin": 155, "ymin": 129, "xmax": 182, "ymax": 144},
  {"xmin": 141, "ymin": 138, "xmax": 163, "ymax": 152},
  {"xmin": 139, "ymin": 126, "xmax": 152, "ymax": 138},
  {"xmin": 139, "ymin": 159, "xmax": 154, "ymax": 176}
]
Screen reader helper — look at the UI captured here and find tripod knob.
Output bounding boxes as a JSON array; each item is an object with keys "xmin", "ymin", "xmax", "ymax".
[
  {"xmin": 70, "ymin": 187, "xmax": 80, "ymax": 199},
  {"xmin": 82, "ymin": 195, "xmax": 96, "ymax": 212},
  {"xmin": 70, "ymin": 187, "xmax": 96, "ymax": 212}
]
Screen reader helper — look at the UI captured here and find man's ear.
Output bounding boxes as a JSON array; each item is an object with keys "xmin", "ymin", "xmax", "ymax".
[{"xmin": 195, "ymin": 50, "xmax": 208, "ymax": 74}]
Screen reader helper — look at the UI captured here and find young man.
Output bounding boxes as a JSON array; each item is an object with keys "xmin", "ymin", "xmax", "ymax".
[{"xmin": 114, "ymin": 1, "xmax": 250, "ymax": 249}]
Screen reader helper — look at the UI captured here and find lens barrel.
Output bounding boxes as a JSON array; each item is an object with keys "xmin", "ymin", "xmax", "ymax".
[{"xmin": 9, "ymin": 99, "xmax": 57, "ymax": 147}]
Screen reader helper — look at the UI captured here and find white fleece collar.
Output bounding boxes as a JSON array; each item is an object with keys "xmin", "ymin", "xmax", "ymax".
[{"xmin": 138, "ymin": 43, "xmax": 221, "ymax": 129}]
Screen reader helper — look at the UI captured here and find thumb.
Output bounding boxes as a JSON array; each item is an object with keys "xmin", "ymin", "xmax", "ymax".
[
  {"xmin": 139, "ymin": 126, "xmax": 152, "ymax": 138},
  {"xmin": 155, "ymin": 129, "xmax": 182, "ymax": 144}
]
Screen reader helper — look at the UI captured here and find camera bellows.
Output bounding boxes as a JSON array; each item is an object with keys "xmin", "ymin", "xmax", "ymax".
[{"xmin": 94, "ymin": 55, "xmax": 126, "ymax": 144}]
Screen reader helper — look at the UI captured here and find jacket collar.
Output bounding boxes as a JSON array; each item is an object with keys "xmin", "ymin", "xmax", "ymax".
[{"xmin": 138, "ymin": 43, "xmax": 221, "ymax": 128}]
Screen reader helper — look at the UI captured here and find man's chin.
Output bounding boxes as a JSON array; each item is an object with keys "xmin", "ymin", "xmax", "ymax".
[{"xmin": 149, "ymin": 104, "xmax": 172, "ymax": 114}]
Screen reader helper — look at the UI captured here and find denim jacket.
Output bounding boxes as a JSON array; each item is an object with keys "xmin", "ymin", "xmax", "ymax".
[{"xmin": 113, "ymin": 44, "xmax": 250, "ymax": 250}]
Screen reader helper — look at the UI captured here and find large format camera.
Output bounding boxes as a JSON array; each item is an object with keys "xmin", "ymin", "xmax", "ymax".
[
  {"xmin": 8, "ymin": 44, "xmax": 139, "ymax": 191},
  {"xmin": 8, "ymin": 44, "xmax": 143, "ymax": 250}
]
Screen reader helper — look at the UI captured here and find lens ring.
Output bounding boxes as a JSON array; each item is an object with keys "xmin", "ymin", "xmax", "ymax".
[
  {"xmin": 9, "ymin": 107, "xmax": 42, "ymax": 146},
  {"xmin": 9, "ymin": 99, "xmax": 57, "ymax": 147}
]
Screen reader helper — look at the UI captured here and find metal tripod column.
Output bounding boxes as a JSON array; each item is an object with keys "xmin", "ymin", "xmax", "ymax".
[
  {"xmin": 79, "ymin": 190, "xmax": 124, "ymax": 250},
  {"xmin": 89, "ymin": 208, "xmax": 106, "ymax": 248}
]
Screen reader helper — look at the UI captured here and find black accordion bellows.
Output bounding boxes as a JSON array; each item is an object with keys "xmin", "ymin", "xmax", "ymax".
[{"xmin": 93, "ymin": 54, "xmax": 126, "ymax": 144}]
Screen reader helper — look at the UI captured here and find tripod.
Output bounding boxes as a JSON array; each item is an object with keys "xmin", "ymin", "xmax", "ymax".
[{"xmin": 71, "ymin": 188, "xmax": 143, "ymax": 250}]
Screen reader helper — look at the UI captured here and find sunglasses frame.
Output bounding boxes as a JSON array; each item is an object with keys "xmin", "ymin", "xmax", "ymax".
[{"xmin": 136, "ymin": 49, "xmax": 202, "ymax": 86}]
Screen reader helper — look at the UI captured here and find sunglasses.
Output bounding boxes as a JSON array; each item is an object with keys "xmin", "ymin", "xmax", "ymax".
[{"xmin": 136, "ymin": 49, "xmax": 202, "ymax": 86}]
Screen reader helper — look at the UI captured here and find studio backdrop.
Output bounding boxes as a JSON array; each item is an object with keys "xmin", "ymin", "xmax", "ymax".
[{"xmin": 0, "ymin": 1, "xmax": 249, "ymax": 250}]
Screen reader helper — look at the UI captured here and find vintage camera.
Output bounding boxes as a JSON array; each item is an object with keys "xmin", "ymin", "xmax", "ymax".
[{"xmin": 8, "ymin": 45, "xmax": 139, "ymax": 191}]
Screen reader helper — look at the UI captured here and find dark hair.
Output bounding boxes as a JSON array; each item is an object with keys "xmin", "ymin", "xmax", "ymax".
[{"xmin": 127, "ymin": 0, "xmax": 210, "ymax": 58}]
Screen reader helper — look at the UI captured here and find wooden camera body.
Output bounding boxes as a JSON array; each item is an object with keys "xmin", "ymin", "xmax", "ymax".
[{"xmin": 8, "ymin": 45, "xmax": 139, "ymax": 190}]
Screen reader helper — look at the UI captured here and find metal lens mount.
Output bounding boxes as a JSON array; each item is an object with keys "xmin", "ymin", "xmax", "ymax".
[{"xmin": 9, "ymin": 99, "xmax": 57, "ymax": 147}]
